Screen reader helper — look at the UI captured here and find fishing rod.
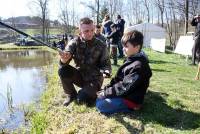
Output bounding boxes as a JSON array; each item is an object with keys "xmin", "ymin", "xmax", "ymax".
[{"xmin": 0, "ymin": 21, "xmax": 59, "ymax": 51}]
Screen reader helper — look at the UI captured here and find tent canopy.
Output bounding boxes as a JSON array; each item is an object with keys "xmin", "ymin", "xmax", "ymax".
[{"xmin": 125, "ymin": 23, "xmax": 166, "ymax": 47}]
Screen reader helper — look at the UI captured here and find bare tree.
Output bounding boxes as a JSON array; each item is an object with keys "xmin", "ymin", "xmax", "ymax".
[
  {"xmin": 184, "ymin": 0, "xmax": 189, "ymax": 35},
  {"xmin": 96, "ymin": 0, "xmax": 100, "ymax": 24},
  {"xmin": 100, "ymin": 4, "xmax": 109, "ymax": 23},
  {"xmin": 60, "ymin": 0, "xmax": 70, "ymax": 33},
  {"xmin": 125, "ymin": 0, "xmax": 145, "ymax": 24},
  {"xmin": 154, "ymin": 0, "xmax": 165, "ymax": 27},
  {"xmin": 71, "ymin": 0, "xmax": 79, "ymax": 34},
  {"xmin": 59, "ymin": 0, "xmax": 79, "ymax": 34},
  {"xmin": 142, "ymin": 0, "xmax": 151, "ymax": 22},
  {"xmin": 190, "ymin": 0, "xmax": 199, "ymax": 15},
  {"xmin": 108, "ymin": 0, "xmax": 124, "ymax": 21},
  {"xmin": 80, "ymin": 0, "xmax": 101, "ymax": 24},
  {"xmin": 32, "ymin": 0, "xmax": 50, "ymax": 42},
  {"xmin": 165, "ymin": 0, "xmax": 178, "ymax": 49}
]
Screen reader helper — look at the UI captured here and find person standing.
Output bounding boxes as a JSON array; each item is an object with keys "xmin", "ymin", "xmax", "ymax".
[
  {"xmin": 191, "ymin": 14, "xmax": 200, "ymax": 65},
  {"xmin": 106, "ymin": 24, "xmax": 120, "ymax": 65},
  {"xmin": 102, "ymin": 14, "xmax": 113, "ymax": 51},
  {"xmin": 58, "ymin": 17, "xmax": 111, "ymax": 107},
  {"xmin": 116, "ymin": 15, "xmax": 125, "ymax": 58}
]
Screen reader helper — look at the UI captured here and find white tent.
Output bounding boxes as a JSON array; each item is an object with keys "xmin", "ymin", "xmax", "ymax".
[
  {"xmin": 125, "ymin": 23, "xmax": 166, "ymax": 52},
  {"xmin": 174, "ymin": 35, "xmax": 194, "ymax": 56}
]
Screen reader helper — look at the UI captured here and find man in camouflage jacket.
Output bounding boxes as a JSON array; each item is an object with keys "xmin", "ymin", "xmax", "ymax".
[{"xmin": 58, "ymin": 17, "xmax": 111, "ymax": 106}]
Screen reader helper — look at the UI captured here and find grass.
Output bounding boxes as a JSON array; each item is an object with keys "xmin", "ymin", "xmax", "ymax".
[
  {"xmin": 23, "ymin": 28, "xmax": 64, "ymax": 36},
  {"xmin": 26, "ymin": 48, "xmax": 200, "ymax": 134},
  {"xmin": 0, "ymin": 43, "xmax": 43, "ymax": 50},
  {"xmin": 1, "ymin": 44, "xmax": 199, "ymax": 133},
  {"xmin": 0, "ymin": 43, "xmax": 57, "ymax": 53}
]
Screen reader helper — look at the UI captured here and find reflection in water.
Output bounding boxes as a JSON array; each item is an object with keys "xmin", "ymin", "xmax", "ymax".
[
  {"xmin": 0, "ymin": 50, "xmax": 55, "ymax": 131},
  {"xmin": 0, "ymin": 50, "xmax": 53, "ymax": 69}
]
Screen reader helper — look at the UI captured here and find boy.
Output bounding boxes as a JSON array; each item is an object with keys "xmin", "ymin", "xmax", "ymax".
[
  {"xmin": 107, "ymin": 24, "xmax": 120, "ymax": 65},
  {"xmin": 96, "ymin": 30, "xmax": 152, "ymax": 114}
]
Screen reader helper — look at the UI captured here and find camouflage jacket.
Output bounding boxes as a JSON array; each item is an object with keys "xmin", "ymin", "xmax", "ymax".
[{"xmin": 61, "ymin": 37, "xmax": 111, "ymax": 82}]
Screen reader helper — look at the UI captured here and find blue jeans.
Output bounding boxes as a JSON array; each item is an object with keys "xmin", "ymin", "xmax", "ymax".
[{"xmin": 96, "ymin": 98, "xmax": 131, "ymax": 114}]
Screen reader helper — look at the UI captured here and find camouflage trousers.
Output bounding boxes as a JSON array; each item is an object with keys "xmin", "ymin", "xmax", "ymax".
[{"xmin": 58, "ymin": 65, "xmax": 103, "ymax": 104}]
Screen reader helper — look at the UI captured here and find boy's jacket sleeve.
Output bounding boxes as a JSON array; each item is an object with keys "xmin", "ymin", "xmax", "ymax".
[{"xmin": 104, "ymin": 61, "xmax": 142, "ymax": 97}]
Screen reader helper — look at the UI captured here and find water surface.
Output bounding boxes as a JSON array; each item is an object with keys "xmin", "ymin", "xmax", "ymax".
[{"xmin": 0, "ymin": 50, "xmax": 55, "ymax": 130}]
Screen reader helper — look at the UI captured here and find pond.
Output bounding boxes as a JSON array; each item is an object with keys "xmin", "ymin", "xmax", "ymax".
[{"xmin": 0, "ymin": 49, "xmax": 56, "ymax": 131}]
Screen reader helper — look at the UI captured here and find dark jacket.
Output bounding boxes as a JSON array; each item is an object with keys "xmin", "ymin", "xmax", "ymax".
[
  {"xmin": 107, "ymin": 30, "xmax": 120, "ymax": 45},
  {"xmin": 116, "ymin": 18, "xmax": 125, "ymax": 37},
  {"xmin": 103, "ymin": 51, "xmax": 152, "ymax": 104},
  {"xmin": 60, "ymin": 37, "xmax": 111, "ymax": 82},
  {"xmin": 191, "ymin": 17, "xmax": 200, "ymax": 37},
  {"xmin": 102, "ymin": 20, "xmax": 113, "ymax": 35},
  {"xmin": 95, "ymin": 34, "xmax": 106, "ymax": 44}
]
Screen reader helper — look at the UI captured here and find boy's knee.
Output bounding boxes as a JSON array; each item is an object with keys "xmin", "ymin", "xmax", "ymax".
[
  {"xmin": 96, "ymin": 99, "xmax": 109, "ymax": 113},
  {"xmin": 96, "ymin": 99, "xmax": 103, "ymax": 109}
]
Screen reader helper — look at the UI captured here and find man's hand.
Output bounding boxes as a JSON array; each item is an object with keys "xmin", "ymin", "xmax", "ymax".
[
  {"xmin": 59, "ymin": 50, "xmax": 72, "ymax": 64},
  {"xmin": 97, "ymin": 90, "xmax": 106, "ymax": 99}
]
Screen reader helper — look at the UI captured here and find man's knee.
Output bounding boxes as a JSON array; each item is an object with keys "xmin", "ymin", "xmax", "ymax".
[
  {"xmin": 58, "ymin": 65, "xmax": 74, "ymax": 78},
  {"xmin": 77, "ymin": 90, "xmax": 96, "ymax": 106}
]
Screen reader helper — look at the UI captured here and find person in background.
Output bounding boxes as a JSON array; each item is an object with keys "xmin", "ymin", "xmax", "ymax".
[
  {"xmin": 52, "ymin": 41, "xmax": 57, "ymax": 48},
  {"xmin": 191, "ymin": 14, "xmax": 200, "ymax": 65},
  {"xmin": 116, "ymin": 15, "xmax": 125, "ymax": 58},
  {"xmin": 96, "ymin": 30, "xmax": 152, "ymax": 114},
  {"xmin": 106, "ymin": 24, "xmax": 120, "ymax": 65},
  {"xmin": 102, "ymin": 14, "xmax": 113, "ymax": 51},
  {"xmin": 95, "ymin": 24, "xmax": 106, "ymax": 44},
  {"xmin": 57, "ymin": 35, "xmax": 68, "ymax": 50},
  {"xmin": 58, "ymin": 17, "xmax": 111, "ymax": 107}
]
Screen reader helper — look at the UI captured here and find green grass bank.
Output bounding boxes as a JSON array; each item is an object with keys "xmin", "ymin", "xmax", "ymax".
[{"xmin": 30, "ymin": 49, "xmax": 200, "ymax": 134}]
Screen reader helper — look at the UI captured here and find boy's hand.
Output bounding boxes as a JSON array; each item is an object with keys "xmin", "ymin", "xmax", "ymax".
[{"xmin": 97, "ymin": 90, "xmax": 106, "ymax": 99}]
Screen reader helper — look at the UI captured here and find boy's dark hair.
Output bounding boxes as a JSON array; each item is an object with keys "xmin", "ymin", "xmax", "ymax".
[
  {"xmin": 80, "ymin": 17, "xmax": 93, "ymax": 25},
  {"xmin": 110, "ymin": 23, "xmax": 117, "ymax": 28},
  {"xmin": 121, "ymin": 30, "xmax": 143, "ymax": 50},
  {"xmin": 95, "ymin": 24, "xmax": 101, "ymax": 29}
]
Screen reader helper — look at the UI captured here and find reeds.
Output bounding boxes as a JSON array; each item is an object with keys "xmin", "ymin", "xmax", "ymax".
[{"xmin": 6, "ymin": 84, "xmax": 13, "ymax": 113}]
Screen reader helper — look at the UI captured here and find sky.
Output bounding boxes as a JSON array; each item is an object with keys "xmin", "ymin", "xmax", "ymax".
[{"xmin": 0, "ymin": 0, "xmax": 86, "ymax": 20}]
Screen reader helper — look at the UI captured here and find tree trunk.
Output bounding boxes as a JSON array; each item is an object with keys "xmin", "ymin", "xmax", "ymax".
[{"xmin": 184, "ymin": 0, "xmax": 189, "ymax": 35}]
